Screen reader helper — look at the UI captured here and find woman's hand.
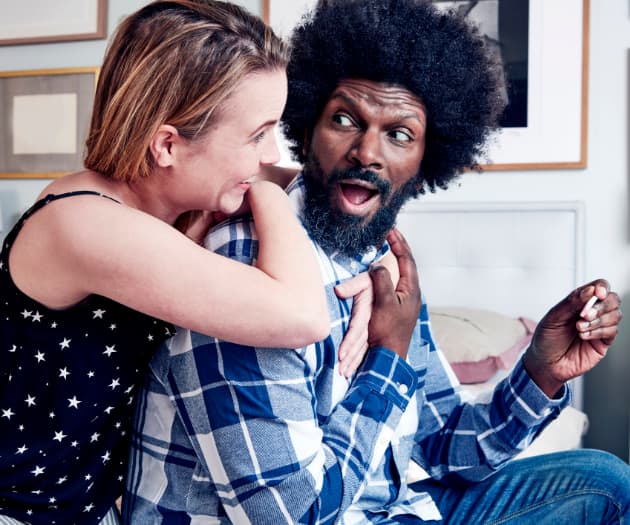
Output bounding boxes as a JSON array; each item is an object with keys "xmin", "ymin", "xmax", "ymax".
[
  {"xmin": 335, "ymin": 272, "xmax": 373, "ymax": 377},
  {"xmin": 333, "ymin": 239, "xmax": 403, "ymax": 377}
]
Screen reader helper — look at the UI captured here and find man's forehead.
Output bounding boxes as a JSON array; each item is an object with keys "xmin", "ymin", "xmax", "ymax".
[{"xmin": 329, "ymin": 78, "xmax": 426, "ymax": 112}]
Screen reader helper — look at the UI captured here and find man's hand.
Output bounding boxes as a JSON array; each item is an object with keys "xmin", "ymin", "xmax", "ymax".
[
  {"xmin": 523, "ymin": 279, "xmax": 622, "ymax": 398},
  {"xmin": 367, "ymin": 229, "xmax": 422, "ymax": 359}
]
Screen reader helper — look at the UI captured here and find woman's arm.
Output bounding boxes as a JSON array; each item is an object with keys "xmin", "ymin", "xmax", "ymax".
[{"xmin": 9, "ymin": 183, "xmax": 329, "ymax": 348}]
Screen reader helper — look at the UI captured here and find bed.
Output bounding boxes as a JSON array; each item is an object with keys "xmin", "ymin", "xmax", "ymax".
[{"xmin": 395, "ymin": 200, "xmax": 589, "ymax": 459}]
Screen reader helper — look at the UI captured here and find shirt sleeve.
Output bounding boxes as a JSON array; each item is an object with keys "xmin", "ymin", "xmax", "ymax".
[
  {"xmin": 167, "ymin": 219, "xmax": 418, "ymax": 524},
  {"xmin": 410, "ymin": 302, "xmax": 570, "ymax": 485}
]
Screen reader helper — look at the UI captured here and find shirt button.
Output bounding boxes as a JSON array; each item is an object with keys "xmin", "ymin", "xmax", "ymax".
[{"xmin": 398, "ymin": 383, "xmax": 409, "ymax": 395}]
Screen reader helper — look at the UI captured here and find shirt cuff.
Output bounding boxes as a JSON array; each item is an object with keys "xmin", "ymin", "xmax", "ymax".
[
  {"xmin": 354, "ymin": 346, "xmax": 418, "ymax": 411},
  {"xmin": 504, "ymin": 357, "xmax": 571, "ymax": 426}
]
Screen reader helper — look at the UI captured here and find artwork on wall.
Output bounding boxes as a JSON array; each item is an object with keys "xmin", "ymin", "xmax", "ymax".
[
  {"xmin": 0, "ymin": 67, "xmax": 99, "ymax": 179},
  {"xmin": 263, "ymin": 0, "xmax": 589, "ymax": 170},
  {"xmin": 0, "ymin": 0, "xmax": 107, "ymax": 46}
]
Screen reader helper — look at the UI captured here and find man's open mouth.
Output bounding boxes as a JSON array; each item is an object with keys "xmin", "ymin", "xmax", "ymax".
[{"xmin": 338, "ymin": 181, "xmax": 380, "ymax": 208}]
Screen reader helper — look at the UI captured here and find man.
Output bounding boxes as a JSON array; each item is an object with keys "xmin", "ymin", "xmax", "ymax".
[{"xmin": 124, "ymin": 1, "xmax": 630, "ymax": 523}]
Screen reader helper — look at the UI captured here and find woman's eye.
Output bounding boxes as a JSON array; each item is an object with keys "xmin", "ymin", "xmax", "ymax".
[
  {"xmin": 253, "ymin": 131, "xmax": 266, "ymax": 144},
  {"xmin": 390, "ymin": 129, "xmax": 412, "ymax": 143},
  {"xmin": 332, "ymin": 113, "xmax": 353, "ymax": 127}
]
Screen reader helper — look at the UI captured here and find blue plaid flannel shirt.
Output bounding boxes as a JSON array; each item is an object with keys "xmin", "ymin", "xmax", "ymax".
[{"xmin": 123, "ymin": 174, "xmax": 569, "ymax": 524}]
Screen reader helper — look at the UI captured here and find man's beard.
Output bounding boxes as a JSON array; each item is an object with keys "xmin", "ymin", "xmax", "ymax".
[{"xmin": 302, "ymin": 155, "xmax": 420, "ymax": 258}]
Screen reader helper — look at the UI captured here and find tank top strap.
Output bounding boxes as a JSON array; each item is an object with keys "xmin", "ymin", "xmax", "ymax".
[{"xmin": 3, "ymin": 191, "xmax": 121, "ymax": 251}]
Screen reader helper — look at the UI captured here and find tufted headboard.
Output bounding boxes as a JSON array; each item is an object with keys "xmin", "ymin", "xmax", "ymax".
[
  {"xmin": 396, "ymin": 200, "xmax": 586, "ymax": 409},
  {"xmin": 396, "ymin": 201, "xmax": 585, "ymax": 321}
]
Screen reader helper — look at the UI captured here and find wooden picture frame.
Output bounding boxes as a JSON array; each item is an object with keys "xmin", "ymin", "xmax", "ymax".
[
  {"xmin": 0, "ymin": 0, "xmax": 107, "ymax": 46},
  {"xmin": 264, "ymin": 0, "xmax": 589, "ymax": 171},
  {"xmin": 0, "ymin": 67, "xmax": 99, "ymax": 179}
]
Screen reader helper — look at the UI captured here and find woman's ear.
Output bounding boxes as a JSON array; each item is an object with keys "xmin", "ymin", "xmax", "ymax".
[{"xmin": 150, "ymin": 124, "xmax": 180, "ymax": 168}]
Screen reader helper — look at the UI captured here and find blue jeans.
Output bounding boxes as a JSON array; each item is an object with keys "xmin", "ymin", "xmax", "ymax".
[{"xmin": 408, "ymin": 449, "xmax": 630, "ymax": 524}]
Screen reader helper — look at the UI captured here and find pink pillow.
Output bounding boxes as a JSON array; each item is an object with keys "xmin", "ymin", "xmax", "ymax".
[{"xmin": 429, "ymin": 307, "xmax": 536, "ymax": 384}]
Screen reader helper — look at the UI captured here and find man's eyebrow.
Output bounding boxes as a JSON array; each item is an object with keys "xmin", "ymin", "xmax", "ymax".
[
  {"xmin": 330, "ymin": 91, "xmax": 426, "ymax": 125},
  {"xmin": 329, "ymin": 91, "xmax": 358, "ymax": 108}
]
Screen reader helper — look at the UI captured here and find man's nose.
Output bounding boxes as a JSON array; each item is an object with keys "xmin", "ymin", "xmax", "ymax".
[{"xmin": 348, "ymin": 128, "xmax": 383, "ymax": 170}]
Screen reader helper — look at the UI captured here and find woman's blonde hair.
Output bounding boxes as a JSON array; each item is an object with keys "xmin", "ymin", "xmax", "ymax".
[{"xmin": 84, "ymin": 0, "xmax": 288, "ymax": 182}]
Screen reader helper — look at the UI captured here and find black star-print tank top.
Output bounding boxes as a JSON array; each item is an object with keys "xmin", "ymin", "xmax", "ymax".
[{"xmin": 0, "ymin": 192, "xmax": 174, "ymax": 525}]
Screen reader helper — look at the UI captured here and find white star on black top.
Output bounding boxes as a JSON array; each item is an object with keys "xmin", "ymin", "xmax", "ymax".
[
  {"xmin": 34, "ymin": 351, "xmax": 45, "ymax": 362},
  {"xmin": 109, "ymin": 378, "xmax": 120, "ymax": 390},
  {"xmin": 90, "ymin": 433, "xmax": 100, "ymax": 443},
  {"xmin": 31, "ymin": 465, "xmax": 45, "ymax": 476},
  {"xmin": 21, "ymin": 310, "xmax": 32, "ymax": 319},
  {"xmin": 68, "ymin": 396, "xmax": 81, "ymax": 409},
  {"xmin": 53, "ymin": 431, "xmax": 67, "ymax": 442},
  {"xmin": 83, "ymin": 503, "xmax": 94, "ymax": 512},
  {"xmin": 2, "ymin": 408, "xmax": 15, "ymax": 419},
  {"xmin": 101, "ymin": 451, "xmax": 111, "ymax": 463},
  {"xmin": 59, "ymin": 338, "xmax": 71, "ymax": 349},
  {"xmin": 92, "ymin": 309, "xmax": 106, "ymax": 319},
  {"xmin": 103, "ymin": 345, "xmax": 116, "ymax": 357},
  {"xmin": 59, "ymin": 367, "xmax": 70, "ymax": 379},
  {"xmin": 109, "ymin": 323, "xmax": 117, "ymax": 330},
  {"xmin": 147, "ymin": 334, "xmax": 154, "ymax": 341},
  {"xmin": 25, "ymin": 395, "xmax": 36, "ymax": 407},
  {"xmin": 87, "ymin": 370, "xmax": 95, "ymax": 378},
  {"xmin": 57, "ymin": 476, "xmax": 67, "ymax": 484},
  {"xmin": 9, "ymin": 344, "xmax": 16, "ymax": 352},
  {"xmin": 51, "ymin": 322, "xmax": 57, "ymax": 328},
  {"xmin": 31, "ymin": 311, "xmax": 43, "ymax": 322},
  {"xmin": 16, "ymin": 445, "xmax": 27, "ymax": 454}
]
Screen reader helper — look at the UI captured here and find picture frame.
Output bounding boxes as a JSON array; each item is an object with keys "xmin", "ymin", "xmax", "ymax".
[
  {"xmin": 263, "ymin": 0, "xmax": 589, "ymax": 171},
  {"xmin": 0, "ymin": 0, "xmax": 107, "ymax": 46},
  {"xmin": 0, "ymin": 67, "xmax": 99, "ymax": 179}
]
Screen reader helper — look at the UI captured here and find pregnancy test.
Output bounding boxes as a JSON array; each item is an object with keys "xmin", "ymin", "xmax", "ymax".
[{"xmin": 580, "ymin": 295, "xmax": 598, "ymax": 318}]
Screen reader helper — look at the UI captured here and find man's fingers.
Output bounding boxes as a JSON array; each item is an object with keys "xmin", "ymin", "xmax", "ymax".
[
  {"xmin": 369, "ymin": 265, "xmax": 394, "ymax": 305},
  {"xmin": 386, "ymin": 229, "xmax": 420, "ymax": 292}
]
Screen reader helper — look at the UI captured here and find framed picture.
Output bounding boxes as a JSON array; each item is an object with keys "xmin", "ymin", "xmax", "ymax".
[
  {"xmin": 0, "ymin": 67, "xmax": 99, "ymax": 179},
  {"xmin": 264, "ymin": 0, "xmax": 589, "ymax": 171},
  {"xmin": 0, "ymin": 0, "xmax": 107, "ymax": 46}
]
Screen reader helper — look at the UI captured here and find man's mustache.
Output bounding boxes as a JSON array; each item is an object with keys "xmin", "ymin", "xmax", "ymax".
[{"xmin": 327, "ymin": 167, "xmax": 391, "ymax": 203}]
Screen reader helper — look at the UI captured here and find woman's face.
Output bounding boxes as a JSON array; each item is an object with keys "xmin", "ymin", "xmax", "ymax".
[{"xmin": 175, "ymin": 69, "xmax": 288, "ymax": 214}]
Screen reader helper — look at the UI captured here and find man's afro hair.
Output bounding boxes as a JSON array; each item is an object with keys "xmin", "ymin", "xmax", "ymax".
[{"xmin": 282, "ymin": 0, "xmax": 506, "ymax": 192}]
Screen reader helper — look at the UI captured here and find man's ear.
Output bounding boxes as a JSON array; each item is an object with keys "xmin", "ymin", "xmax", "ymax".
[
  {"xmin": 150, "ymin": 124, "xmax": 180, "ymax": 168},
  {"xmin": 302, "ymin": 129, "xmax": 310, "ymax": 158}
]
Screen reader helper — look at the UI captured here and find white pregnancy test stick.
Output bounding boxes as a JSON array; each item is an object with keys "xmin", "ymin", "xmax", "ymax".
[{"xmin": 580, "ymin": 295, "xmax": 598, "ymax": 318}]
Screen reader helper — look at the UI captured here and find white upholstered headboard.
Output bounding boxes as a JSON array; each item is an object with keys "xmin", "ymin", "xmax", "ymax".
[
  {"xmin": 396, "ymin": 201, "xmax": 585, "ymax": 322},
  {"xmin": 396, "ymin": 200, "xmax": 585, "ymax": 409}
]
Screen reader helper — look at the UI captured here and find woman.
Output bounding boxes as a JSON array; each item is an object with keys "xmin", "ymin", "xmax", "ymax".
[{"xmin": 0, "ymin": 2, "xmax": 372, "ymax": 524}]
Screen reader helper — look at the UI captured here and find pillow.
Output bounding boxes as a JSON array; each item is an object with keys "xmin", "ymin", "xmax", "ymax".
[{"xmin": 429, "ymin": 307, "xmax": 536, "ymax": 384}]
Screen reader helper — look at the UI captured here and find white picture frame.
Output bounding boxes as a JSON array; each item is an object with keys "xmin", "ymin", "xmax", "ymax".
[{"xmin": 0, "ymin": 0, "xmax": 107, "ymax": 45}]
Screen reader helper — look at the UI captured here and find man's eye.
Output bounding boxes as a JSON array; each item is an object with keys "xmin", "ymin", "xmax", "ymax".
[
  {"xmin": 390, "ymin": 130, "xmax": 412, "ymax": 143},
  {"xmin": 332, "ymin": 113, "xmax": 353, "ymax": 127}
]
